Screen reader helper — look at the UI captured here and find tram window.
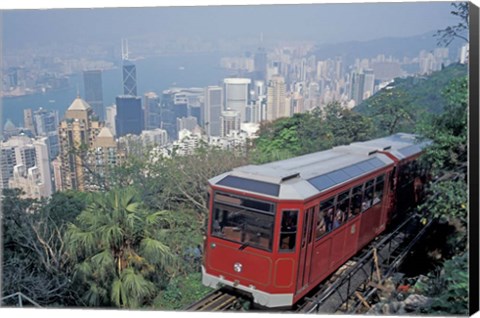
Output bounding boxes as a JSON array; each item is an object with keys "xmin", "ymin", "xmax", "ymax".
[
  {"xmin": 362, "ymin": 179, "xmax": 374, "ymax": 211},
  {"xmin": 279, "ymin": 210, "xmax": 298, "ymax": 252},
  {"xmin": 350, "ymin": 185, "xmax": 363, "ymax": 216},
  {"xmin": 373, "ymin": 175, "xmax": 385, "ymax": 205},
  {"xmin": 320, "ymin": 197, "xmax": 335, "ymax": 232}
]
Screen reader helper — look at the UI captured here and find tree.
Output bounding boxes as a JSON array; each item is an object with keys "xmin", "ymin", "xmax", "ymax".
[
  {"xmin": 65, "ymin": 187, "xmax": 175, "ymax": 308},
  {"xmin": 252, "ymin": 102, "xmax": 374, "ymax": 163},
  {"xmin": 361, "ymin": 88, "xmax": 416, "ymax": 136},
  {"xmin": 2, "ymin": 189, "xmax": 82, "ymax": 306},
  {"xmin": 435, "ymin": 2, "xmax": 469, "ymax": 46}
]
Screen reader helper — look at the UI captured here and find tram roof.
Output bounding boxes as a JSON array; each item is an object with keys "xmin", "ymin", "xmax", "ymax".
[{"xmin": 209, "ymin": 133, "xmax": 429, "ymax": 201}]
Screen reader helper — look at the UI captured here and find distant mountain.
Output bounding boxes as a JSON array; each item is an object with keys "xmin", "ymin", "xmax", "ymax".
[{"xmin": 313, "ymin": 31, "xmax": 465, "ymax": 64}]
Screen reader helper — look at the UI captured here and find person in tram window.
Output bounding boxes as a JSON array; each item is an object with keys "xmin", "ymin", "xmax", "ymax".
[
  {"xmin": 373, "ymin": 193, "xmax": 381, "ymax": 205},
  {"xmin": 332, "ymin": 209, "xmax": 343, "ymax": 229},
  {"xmin": 326, "ymin": 207, "xmax": 334, "ymax": 231},
  {"xmin": 316, "ymin": 212, "xmax": 327, "ymax": 236}
]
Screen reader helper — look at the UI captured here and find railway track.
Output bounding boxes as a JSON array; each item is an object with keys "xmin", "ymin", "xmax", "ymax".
[{"xmin": 184, "ymin": 288, "xmax": 241, "ymax": 311}]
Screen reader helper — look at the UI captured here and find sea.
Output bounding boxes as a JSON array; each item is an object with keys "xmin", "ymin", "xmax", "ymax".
[{"xmin": 2, "ymin": 52, "xmax": 233, "ymax": 127}]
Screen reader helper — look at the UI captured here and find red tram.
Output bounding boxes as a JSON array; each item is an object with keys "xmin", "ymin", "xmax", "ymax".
[{"xmin": 202, "ymin": 133, "xmax": 430, "ymax": 308}]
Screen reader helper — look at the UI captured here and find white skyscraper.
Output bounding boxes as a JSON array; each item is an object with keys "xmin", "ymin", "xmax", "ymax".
[
  {"xmin": 267, "ymin": 75, "xmax": 288, "ymax": 121},
  {"xmin": 224, "ymin": 78, "xmax": 251, "ymax": 123},
  {"xmin": 204, "ymin": 86, "xmax": 223, "ymax": 137}
]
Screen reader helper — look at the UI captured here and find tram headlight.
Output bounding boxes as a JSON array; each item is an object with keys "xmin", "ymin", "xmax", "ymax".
[{"xmin": 233, "ymin": 262, "xmax": 243, "ymax": 273}]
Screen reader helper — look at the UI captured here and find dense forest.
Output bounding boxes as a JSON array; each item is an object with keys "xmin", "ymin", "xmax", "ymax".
[{"xmin": 1, "ymin": 59, "xmax": 469, "ymax": 313}]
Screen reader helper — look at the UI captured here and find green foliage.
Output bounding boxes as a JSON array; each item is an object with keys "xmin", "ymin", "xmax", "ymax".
[
  {"xmin": 1, "ymin": 188, "xmax": 81, "ymax": 306},
  {"xmin": 252, "ymin": 102, "xmax": 374, "ymax": 163},
  {"xmin": 416, "ymin": 253, "xmax": 469, "ymax": 315},
  {"xmin": 356, "ymin": 64, "xmax": 468, "ymax": 137},
  {"xmin": 418, "ymin": 77, "xmax": 468, "ymax": 173},
  {"xmin": 152, "ymin": 273, "xmax": 212, "ymax": 310},
  {"xmin": 65, "ymin": 187, "xmax": 175, "ymax": 308},
  {"xmin": 420, "ymin": 179, "xmax": 467, "ymax": 226}
]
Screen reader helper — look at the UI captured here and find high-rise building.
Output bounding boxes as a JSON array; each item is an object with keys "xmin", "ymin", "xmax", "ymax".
[
  {"xmin": 122, "ymin": 39, "xmax": 137, "ymax": 96},
  {"xmin": 115, "ymin": 95, "xmax": 143, "ymax": 137},
  {"xmin": 122, "ymin": 61, "xmax": 137, "ymax": 96},
  {"xmin": 0, "ymin": 136, "xmax": 36, "ymax": 190},
  {"xmin": 254, "ymin": 47, "xmax": 267, "ymax": 81},
  {"xmin": 224, "ymin": 78, "xmax": 251, "ymax": 123},
  {"xmin": 266, "ymin": 75, "xmax": 288, "ymax": 121},
  {"xmin": 33, "ymin": 108, "xmax": 58, "ymax": 136},
  {"xmin": 204, "ymin": 86, "xmax": 223, "ymax": 137},
  {"xmin": 363, "ymin": 69, "xmax": 375, "ymax": 100},
  {"xmin": 83, "ymin": 70, "xmax": 105, "ymax": 120},
  {"xmin": 350, "ymin": 71, "xmax": 366, "ymax": 106},
  {"xmin": 23, "ymin": 109, "xmax": 35, "ymax": 133},
  {"xmin": 32, "ymin": 108, "xmax": 59, "ymax": 160},
  {"xmin": 88, "ymin": 127, "xmax": 118, "ymax": 190},
  {"xmin": 220, "ymin": 110, "xmax": 241, "ymax": 137},
  {"xmin": 144, "ymin": 92, "xmax": 161, "ymax": 130},
  {"xmin": 0, "ymin": 135, "xmax": 49, "ymax": 198},
  {"xmin": 58, "ymin": 97, "xmax": 102, "ymax": 191}
]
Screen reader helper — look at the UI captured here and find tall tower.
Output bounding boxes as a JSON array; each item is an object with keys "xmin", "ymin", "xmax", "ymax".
[
  {"xmin": 58, "ymin": 97, "xmax": 102, "ymax": 191},
  {"xmin": 122, "ymin": 39, "xmax": 137, "ymax": 96},
  {"xmin": 115, "ymin": 95, "xmax": 143, "ymax": 137},
  {"xmin": 266, "ymin": 75, "xmax": 287, "ymax": 121},
  {"xmin": 224, "ymin": 78, "xmax": 251, "ymax": 123},
  {"xmin": 204, "ymin": 86, "xmax": 223, "ymax": 137},
  {"xmin": 83, "ymin": 70, "xmax": 105, "ymax": 120}
]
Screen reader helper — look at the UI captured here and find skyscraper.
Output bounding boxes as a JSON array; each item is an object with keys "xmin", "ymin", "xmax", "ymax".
[
  {"xmin": 266, "ymin": 75, "xmax": 288, "ymax": 121},
  {"xmin": 122, "ymin": 39, "xmax": 137, "ymax": 96},
  {"xmin": 254, "ymin": 47, "xmax": 267, "ymax": 81},
  {"xmin": 83, "ymin": 70, "xmax": 105, "ymax": 120},
  {"xmin": 115, "ymin": 95, "xmax": 143, "ymax": 137},
  {"xmin": 224, "ymin": 78, "xmax": 251, "ymax": 123},
  {"xmin": 58, "ymin": 97, "xmax": 102, "ymax": 191},
  {"xmin": 350, "ymin": 71, "xmax": 366, "ymax": 106},
  {"xmin": 23, "ymin": 108, "xmax": 34, "ymax": 133},
  {"xmin": 204, "ymin": 86, "xmax": 223, "ymax": 137},
  {"xmin": 33, "ymin": 108, "xmax": 59, "ymax": 160},
  {"xmin": 144, "ymin": 92, "xmax": 161, "ymax": 130}
]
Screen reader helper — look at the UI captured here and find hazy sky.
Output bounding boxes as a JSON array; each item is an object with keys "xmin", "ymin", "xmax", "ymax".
[{"xmin": 2, "ymin": 2, "xmax": 461, "ymax": 49}]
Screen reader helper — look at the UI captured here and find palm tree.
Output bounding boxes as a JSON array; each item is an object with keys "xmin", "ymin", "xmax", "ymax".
[{"xmin": 66, "ymin": 187, "xmax": 175, "ymax": 308}]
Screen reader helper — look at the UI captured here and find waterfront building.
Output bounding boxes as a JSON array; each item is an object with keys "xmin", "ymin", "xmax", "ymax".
[
  {"xmin": 115, "ymin": 95, "xmax": 143, "ymax": 137},
  {"xmin": 83, "ymin": 70, "xmax": 105, "ymax": 120}
]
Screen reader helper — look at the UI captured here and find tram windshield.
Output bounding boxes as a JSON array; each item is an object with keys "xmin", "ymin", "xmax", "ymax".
[{"xmin": 211, "ymin": 192, "xmax": 275, "ymax": 252}]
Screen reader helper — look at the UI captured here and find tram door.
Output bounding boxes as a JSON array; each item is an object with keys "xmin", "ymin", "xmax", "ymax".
[{"xmin": 296, "ymin": 206, "xmax": 315, "ymax": 292}]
